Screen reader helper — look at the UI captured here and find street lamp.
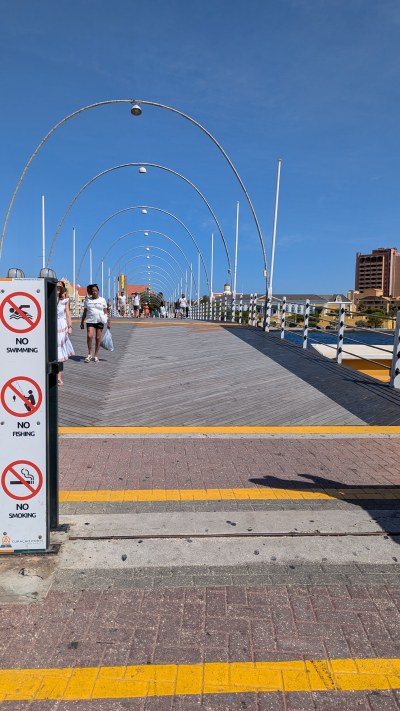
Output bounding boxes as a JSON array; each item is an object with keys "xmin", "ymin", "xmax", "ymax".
[
  {"xmin": 77, "ymin": 207, "xmax": 209, "ymax": 289},
  {"xmin": 1, "ymin": 99, "xmax": 266, "ymax": 284},
  {"xmin": 48, "ymin": 161, "xmax": 231, "ymax": 276},
  {"xmin": 117, "ymin": 254, "xmax": 185, "ymax": 286},
  {"xmin": 130, "ymin": 103, "xmax": 142, "ymax": 116},
  {"xmin": 94, "ymin": 229, "xmax": 198, "ymax": 291}
]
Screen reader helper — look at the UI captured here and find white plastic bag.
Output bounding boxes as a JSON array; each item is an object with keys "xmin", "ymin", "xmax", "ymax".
[{"xmin": 100, "ymin": 327, "xmax": 114, "ymax": 352}]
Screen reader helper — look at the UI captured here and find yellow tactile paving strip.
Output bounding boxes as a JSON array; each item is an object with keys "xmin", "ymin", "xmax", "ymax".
[
  {"xmin": 0, "ymin": 658, "xmax": 399, "ymax": 700},
  {"xmin": 59, "ymin": 425, "xmax": 400, "ymax": 435},
  {"xmin": 59, "ymin": 487, "xmax": 400, "ymax": 503}
]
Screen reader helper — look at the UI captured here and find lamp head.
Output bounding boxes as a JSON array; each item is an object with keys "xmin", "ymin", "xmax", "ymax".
[
  {"xmin": 39, "ymin": 267, "xmax": 57, "ymax": 279},
  {"xmin": 141, "ymin": 209, "xmax": 148, "ymax": 215},
  {"xmin": 139, "ymin": 166, "xmax": 147, "ymax": 174},
  {"xmin": 130, "ymin": 102, "xmax": 142, "ymax": 117},
  {"xmin": 7, "ymin": 267, "xmax": 25, "ymax": 278}
]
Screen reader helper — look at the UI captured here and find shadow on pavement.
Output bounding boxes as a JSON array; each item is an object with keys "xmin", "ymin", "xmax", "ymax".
[
  {"xmin": 224, "ymin": 327, "xmax": 400, "ymax": 425},
  {"xmin": 249, "ymin": 472, "xmax": 400, "ymax": 546}
]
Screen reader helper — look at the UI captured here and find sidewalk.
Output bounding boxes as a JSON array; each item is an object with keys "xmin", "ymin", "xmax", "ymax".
[{"xmin": 0, "ymin": 434, "xmax": 399, "ymax": 709}]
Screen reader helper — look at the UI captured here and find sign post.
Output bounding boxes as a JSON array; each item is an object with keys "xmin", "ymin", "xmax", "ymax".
[{"xmin": 0, "ymin": 277, "xmax": 57, "ymax": 553}]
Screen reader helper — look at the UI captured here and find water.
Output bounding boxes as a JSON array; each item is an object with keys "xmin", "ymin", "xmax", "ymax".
[{"xmin": 277, "ymin": 329, "xmax": 394, "ymax": 349}]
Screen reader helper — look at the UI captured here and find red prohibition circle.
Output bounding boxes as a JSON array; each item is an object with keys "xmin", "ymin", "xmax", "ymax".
[
  {"xmin": 0, "ymin": 376, "xmax": 43, "ymax": 417},
  {"xmin": 1, "ymin": 460, "xmax": 43, "ymax": 501},
  {"xmin": 0, "ymin": 292, "xmax": 42, "ymax": 333}
]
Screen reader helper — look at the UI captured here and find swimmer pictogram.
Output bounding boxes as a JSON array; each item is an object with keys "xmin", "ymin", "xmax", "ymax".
[{"xmin": 0, "ymin": 292, "xmax": 41, "ymax": 333}]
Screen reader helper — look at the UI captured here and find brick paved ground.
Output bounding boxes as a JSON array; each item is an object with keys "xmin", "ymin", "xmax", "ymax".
[
  {"xmin": 1, "ymin": 435, "xmax": 399, "ymax": 709},
  {"xmin": 1, "ymin": 582, "xmax": 400, "ymax": 709},
  {"xmin": 59, "ymin": 437, "xmax": 400, "ymax": 491}
]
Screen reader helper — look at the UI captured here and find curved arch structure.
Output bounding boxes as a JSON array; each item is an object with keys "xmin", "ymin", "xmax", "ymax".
[
  {"xmin": 119, "ymin": 253, "xmax": 184, "ymax": 285},
  {"xmin": 48, "ymin": 162, "xmax": 231, "ymax": 273},
  {"xmin": 130, "ymin": 269, "xmax": 176, "ymax": 294},
  {"xmin": 0, "ymin": 98, "xmax": 266, "ymax": 279},
  {"xmin": 97, "ymin": 230, "xmax": 197, "ymax": 290},
  {"xmin": 132, "ymin": 265, "xmax": 178, "ymax": 289},
  {"xmin": 111, "ymin": 248, "xmax": 187, "ymax": 283},
  {"xmin": 76, "ymin": 206, "xmax": 209, "ymax": 289}
]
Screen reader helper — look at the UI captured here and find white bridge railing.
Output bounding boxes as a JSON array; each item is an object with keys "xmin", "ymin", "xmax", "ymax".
[{"xmin": 190, "ymin": 294, "xmax": 400, "ymax": 391}]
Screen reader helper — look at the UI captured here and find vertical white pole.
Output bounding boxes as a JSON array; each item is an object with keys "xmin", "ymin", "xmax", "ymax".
[
  {"xmin": 72, "ymin": 226, "xmax": 76, "ymax": 316},
  {"xmin": 265, "ymin": 159, "xmax": 282, "ymax": 331},
  {"xmin": 268, "ymin": 159, "xmax": 282, "ymax": 299},
  {"xmin": 185, "ymin": 269, "xmax": 188, "ymax": 295},
  {"xmin": 41, "ymin": 194, "xmax": 46, "ymax": 269},
  {"xmin": 233, "ymin": 201, "xmax": 239, "ymax": 298},
  {"xmin": 101, "ymin": 260, "xmax": 104, "ymax": 296},
  {"xmin": 189, "ymin": 262, "xmax": 193, "ymax": 314},
  {"xmin": 210, "ymin": 232, "xmax": 214, "ymax": 300},
  {"xmin": 390, "ymin": 310, "xmax": 400, "ymax": 389},
  {"xmin": 108, "ymin": 267, "xmax": 111, "ymax": 301},
  {"xmin": 197, "ymin": 252, "xmax": 201, "ymax": 306},
  {"xmin": 89, "ymin": 248, "xmax": 93, "ymax": 284}
]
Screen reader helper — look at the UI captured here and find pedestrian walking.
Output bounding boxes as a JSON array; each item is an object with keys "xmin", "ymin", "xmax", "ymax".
[
  {"xmin": 118, "ymin": 289, "xmax": 127, "ymax": 317},
  {"xmin": 80, "ymin": 283, "xmax": 110, "ymax": 363},
  {"xmin": 57, "ymin": 281, "xmax": 74, "ymax": 386},
  {"xmin": 179, "ymin": 293, "xmax": 188, "ymax": 319},
  {"xmin": 132, "ymin": 292, "xmax": 140, "ymax": 318}
]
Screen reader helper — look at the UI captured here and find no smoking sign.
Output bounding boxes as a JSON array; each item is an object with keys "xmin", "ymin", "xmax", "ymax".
[{"xmin": 1, "ymin": 460, "xmax": 43, "ymax": 501}]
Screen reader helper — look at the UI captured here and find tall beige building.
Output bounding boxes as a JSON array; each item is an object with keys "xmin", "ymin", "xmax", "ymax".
[{"xmin": 355, "ymin": 247, "xmax": 400, "ymax": 297}]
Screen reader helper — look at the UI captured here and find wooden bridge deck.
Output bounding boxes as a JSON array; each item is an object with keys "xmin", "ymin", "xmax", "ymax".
[{"xmin": 58, "ymin": 321, "xmax": 400, "ymax": 427}]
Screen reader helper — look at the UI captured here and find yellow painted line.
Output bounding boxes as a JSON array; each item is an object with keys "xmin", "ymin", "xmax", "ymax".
[
  {"xmin": 0, "ymin": 658, "xmax": 399, "ymax": 700},
  {"xmin": 59, "ymin": 486, "xmax": 400, "ymax": 503},
  {"xmin": 59, "ymin": 425, "xmax": 400, "ymax": 435}
]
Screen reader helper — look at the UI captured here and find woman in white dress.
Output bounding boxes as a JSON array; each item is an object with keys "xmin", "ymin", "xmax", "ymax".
[{"xmin": 57, "ymin": 282, "xmax": 74, "ymax": 385}]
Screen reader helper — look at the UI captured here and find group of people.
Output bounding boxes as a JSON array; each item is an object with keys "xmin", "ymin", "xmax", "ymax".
[
  {"xmin": 57, "ymin": 282, "xmax": 110, "ymax": 385},
  {"xmin": 57, "ymin": 286, "xmax": 190, "ymax": 386},
  {"xmin": 115, "ymin": 290, "xmax": 168, "ymax": 319}
]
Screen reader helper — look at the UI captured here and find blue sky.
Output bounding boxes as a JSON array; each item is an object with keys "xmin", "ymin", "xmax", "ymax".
[{"xmin": 1, "ymin": 0, "xmax": 399, "ymax": 297}]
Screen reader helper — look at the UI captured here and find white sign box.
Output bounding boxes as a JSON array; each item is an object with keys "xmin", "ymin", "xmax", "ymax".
[{"xmin": 0, "ymin": 279, "xmax": 48, "ymax": 552}]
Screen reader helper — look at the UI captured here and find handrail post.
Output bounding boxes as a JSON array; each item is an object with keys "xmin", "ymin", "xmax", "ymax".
[
  {"xmin": 303, "ymin": 299, "xmax": 310, "ymax": 349},
  {"xmin": 231, "ymin": 295, "xmax": 235, "ymax": 323},
  {"xmin": 249, "ymin": 293, "xmax": 253, "ymax": 326},
  {"xmin": 280, "ymin": 296, "xmax": 286, "ymax": 339},
  {"xmin": 265, "ymin": 293, "xmax": 272, "ymax": 332},
  {"xmin": 336, "ymin": 303, "xmax": 346, "ymax": 363},
  {"xmin": 390, "ymin": 310, "xmax": 400, "ymax": 389},
  {"xmin": 239, "ymin": 294, "xmax": 243, "ymax": 324},
  {"xmin": 253, "ymin": 293, "xmax": 258, "ymax": 326}
]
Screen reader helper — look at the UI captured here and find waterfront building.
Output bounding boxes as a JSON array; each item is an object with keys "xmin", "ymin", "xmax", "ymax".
[{"xmin": 355, "ymin": 247, "xmax": 400, "ymax": 297}]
